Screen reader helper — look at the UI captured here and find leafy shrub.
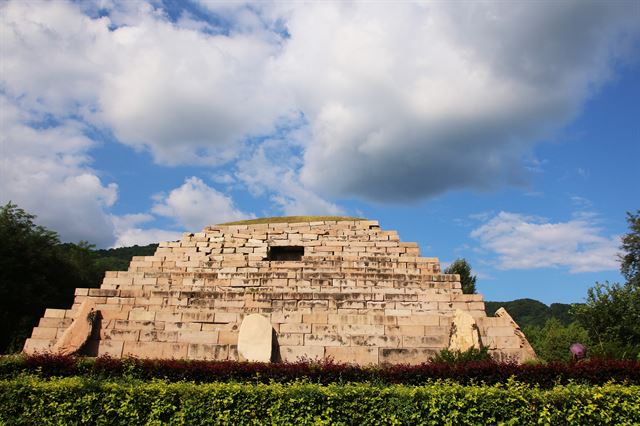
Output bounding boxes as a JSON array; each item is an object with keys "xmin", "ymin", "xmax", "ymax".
[
  {"xmin": 429, "ymin": 347, "xmax": 491, "ymax": 363},
  {"xmin": 0, "ymin": 376, "xmax": 638, "ymax": 425},
  {"xmin": 524, "ymin": 319, "xmax": 591, "ymax": 362},
  {"xmin": 2, "ymin": 354, "xmax": 639, "ymax": 387}
]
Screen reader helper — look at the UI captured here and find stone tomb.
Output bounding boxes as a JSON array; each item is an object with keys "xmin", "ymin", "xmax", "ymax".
[{"xmin": 24, "ymin": 218, "xmax": 536, "ymax": 364}]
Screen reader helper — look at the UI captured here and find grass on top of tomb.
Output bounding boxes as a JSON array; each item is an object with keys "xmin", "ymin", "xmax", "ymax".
[{"xmin": 218, "ymin": 216, "xmax": 367, "ymax": 226}]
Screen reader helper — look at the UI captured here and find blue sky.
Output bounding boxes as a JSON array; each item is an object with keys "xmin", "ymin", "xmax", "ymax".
[{"xmin": 1, "ymin": 1, "xmax": 638, "ymax": 304}]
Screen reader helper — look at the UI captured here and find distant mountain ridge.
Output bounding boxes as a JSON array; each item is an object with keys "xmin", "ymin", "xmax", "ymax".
[
  {"xmin": 484, "ymin": 299, "xmax": 575, "ymax": 329},
  {"xmin": 94, "ymin": 244, "xmax": 158, "ymax": 271}
]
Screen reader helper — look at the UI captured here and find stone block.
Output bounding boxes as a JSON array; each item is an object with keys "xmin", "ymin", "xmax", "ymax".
[
  {"xmin": 305, "ymin": 334, "xmax": 350, "ymax": 347},
  {"xmin": 326, "ymin": 347, "xmax": 378, "ymax": 365},
  {"xmin": 351, "ymin": 335, "xmax": 401, "ymax": 348},
  {"xmin": 215, "ymin": 312, "xmax": 238, "ymax": 323},
  {"xmin": 218, "ymin": 331, "xmax": 239, "ymax": 345},
  {"xmin": 102, "ymin": 329, "xmax": 140, "ymax": 341},
  {"xmin": 484, "ymin": 327, "xmax": 515, "ymax": 337},
  {"xmin": 116, "ymin": 320, "xmax": 163, "ymax": 330},
  {"xmin": 182, "ymin": 312, "xmax": 216, "ymax": 322},
  {"xmin": 52, "ymin": 300, "xmax": 97, "ymax": 356},
  {"xmin": 277, "ymin": 332, "xmax": 304, "ymax": 346},
  {"xmin": 23, "ymin": 338, "xmax": 53, "ymax": 354},
  {"xmin": 38, "ymin": 317, "xmax": 71, "ymax": 328},
  {"xmin": 31, "ymin": 327, "xmax": 59, "ymax": 339},
  {"xmin": 237, "ymin": 314, "xmax": 273, "ymax": 362},
  {"xmin": 339, "ymin": 324, "xmax": 385, "ymax": 335},
  {"xmin": 165, "ymin": 322, "xmax": 203, "ymax": 331},
  {"xmin": 448, "ymin": 309, "xmax": 481, "ymax": 352},
  {"xmin": 44, "ymin": 309, "xmax": 66, "ymax": 319},
  {"xmin": 139, "ymin": 330, "xmax": 179, "ymax": 342},
  {"xmin": 312, "ymin": 324, "xmax": 338, "ymax": 334},
  {"xmin": 271, "ymin": 312, "xmax": 303, "ymax": 324},
  {"xmin": 100, "ymin": 309, "xmax": 130, "ymax": 321},
  {"xmin": 156, "ymin": 312, "xmax": 182, "ymax": 322},
  {"xmin": 123, "ymin": 341, "xmax": 188, "ymax": 359},
  {"xmin": 128, "ymin": 310, "xmax": 156, "ymax": 321},
  {"xmin": 280, "ymin": 345, "xmax": 324, "ymax": 362},
  {"xmin": 187, "ymin": 344, "xmax": 229, "ymax": 360},
  {"xmin": 279, "ymin": 323, "xmax": 312, "ymax": 333},
  {"xmin": 403, "ymin": 335, "xmax": 447, "ymax": 348},
  {"xmin": 96, "ymin": 340, "xmax": 124, "ymax": 357},
  {"xmin": 177, "ymin": 330, "xmax": 219, "ymax": 344},
  {"xmin": 396, "ymin": 315, "xmax": 440, "ymax": 326},
  {"xmin": 483, "ymin": 336, "xmax": 522, "ymax": 349},
  {"xmin": 385, "ymin": 325, "xmax": 425, "ymax": 336},
  {"xmin": 379, "ymin": 348, "xmax": 438, "ymax": 365},
  {"xmin": 302, "ymin": 312, "xmax": 328, "ymax": 324}
]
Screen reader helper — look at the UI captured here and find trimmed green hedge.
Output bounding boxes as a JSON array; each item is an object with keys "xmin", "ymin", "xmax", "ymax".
[{"xmin": 1, "ymin": 376, "xmax": 638, "ymax": 425}]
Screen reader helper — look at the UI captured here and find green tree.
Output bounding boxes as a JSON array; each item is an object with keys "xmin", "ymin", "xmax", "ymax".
[
  {"xmin": 0, "ymin": 203, "xmax": 100, "ymax": 353},
  {"xmin": 444, "ymin": 258, "xmax": 477, "ymax": 294},
  {"xmin": 524, "ymin": 318, "xmax": 590, "ymax": 362},
  {"xmin": 572, "ymin": 210, "xmax": 640, "ymax": 359},
  {"xmin": 620, "ymin": 210, "xmax": 640, "ymax": 284}
]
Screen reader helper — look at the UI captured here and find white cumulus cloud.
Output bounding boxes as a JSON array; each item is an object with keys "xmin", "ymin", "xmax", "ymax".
[
  {"xmin": 470, "ymin": 211, "xmax": 620, "ymax": 273},
  {"xmin": 152, "ymin": 177, "xmax": 252, "ymax": 230},
  {"xmin": 284, "ymin": 2, "xmax": 639, "ymax": 201},
  {"xmin": 235, "ymin": 139, "xmax": 343, "ymax": 216},
  {"xmin": 111, "ymin": 213, "xmax": 181, "ymax": 248},
  {"xmin": 1, "ymin": 0, "xmax": 290, "ymax": 165},
  {"xmin": 0, "ymin": 96, "xmax": 118, "ymax": 246}
]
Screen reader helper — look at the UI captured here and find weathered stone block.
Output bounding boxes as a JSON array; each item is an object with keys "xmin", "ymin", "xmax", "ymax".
[
  {"xmin": 187, "ymin": 344, "xmax": 229, "ymax": 360},
  {"xmin": 44, "ymin": 309, "xmax": 66, "ymax": 319},
  {"xmin": 128, "ymin": 310, "xmax": 156, "ymax": 321},
  {"xmin": 23, "ymin": 338, "xmax": 54, "ymax": 354},
  {"xmin": 305, "ymin": 334, "xmax": 350, "ymax": 347},
  {"xmin": 52, "ymin": 300, "xmax": 97, "ymax": 356},
  {"xmin": 385, "ymin": 325, "xmax": 425, "ymax": 336},
  {"xmin": 379, "ymin": 348, "xmax": 438, "ymax": 365},
  {"xmin": 102, "ymin": 329, "xmax": 140, "ymax": 341},
  {"xmin": 96, "ymin": 340, "xmax": 124, "ymax": 357},
  {"xmin": 277, "ymin": 332, "xmax": 304, "ymax": 346},
  {"xmin": 351, "ymin": 335, "xmax": 401, "ymax": 348},
  {"xmin": 123, "ymin": 341, "xmax": 188, "ymax": 359},
  {"xmin": 237, "ymin": 314, "xmax": 273, "ymax": 362},
  {"xmin": 326, "ymin": 347, "xmax": 378, "ymax": 365},
  {"xmin": 448, "ymin": 309, "xmax": 481, "ymax": 352},
  {"xmin": 31, "ymin": 327, "xmax": 58, "ymax": 339}
]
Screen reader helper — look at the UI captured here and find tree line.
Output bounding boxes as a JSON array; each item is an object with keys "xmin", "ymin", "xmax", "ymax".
[{"xmin": 0, "ymin": 202, "xmax": 156, "ymax": 352}]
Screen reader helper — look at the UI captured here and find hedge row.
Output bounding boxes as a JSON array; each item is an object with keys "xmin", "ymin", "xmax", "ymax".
[
  {"xmin": 2, "ymin": 354, "xmax": 639, "ymax": 387},
  {"xmin": 1, "ymin": 376, "xmax": 638, "ymax": 425}
]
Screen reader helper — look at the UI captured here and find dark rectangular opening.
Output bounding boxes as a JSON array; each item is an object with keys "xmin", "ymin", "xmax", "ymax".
[{"xmin": 267, "ymin": 246, "xmax": 304, "ymax": 261}]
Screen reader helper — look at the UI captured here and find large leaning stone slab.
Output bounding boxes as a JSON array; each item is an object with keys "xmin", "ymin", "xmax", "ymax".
[
  {"xmin": 495, "ymin": 307, "xmax": 537, "ymax": 362},
  {"xmin": 448, "ymin": 309, "xmax": 481, "ymax": 352},
  {"xmin": 51, "ymin": 301, "xmax": 96, "ymax": 356},
  {"xmin": 237, "ymin": 314, "xmax": 273, "ymax": 362}
]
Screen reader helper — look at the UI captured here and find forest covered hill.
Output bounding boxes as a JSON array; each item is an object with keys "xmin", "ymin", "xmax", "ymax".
[
  {"xmin": 93, "ymin": 244, "xmax": 158, "ymax": 271},
  {"xmin": 484, "ymin": 299, "xmax": 574, "ymax": 328}
]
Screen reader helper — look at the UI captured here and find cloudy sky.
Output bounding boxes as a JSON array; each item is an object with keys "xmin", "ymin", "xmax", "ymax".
[{"xmin": 1, "ymin": 0, "xmax": 639, "ymax": 304}]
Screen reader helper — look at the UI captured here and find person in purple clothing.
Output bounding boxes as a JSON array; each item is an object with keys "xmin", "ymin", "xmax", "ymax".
[{"xmin": 570, "ymin": 343, "xmax": 587, "ymax": 361}]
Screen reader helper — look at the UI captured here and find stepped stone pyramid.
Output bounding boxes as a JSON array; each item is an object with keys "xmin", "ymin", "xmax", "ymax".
[{"xmin": 24, "ymin": 217, "xmax": 535, "ymax": 364}]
